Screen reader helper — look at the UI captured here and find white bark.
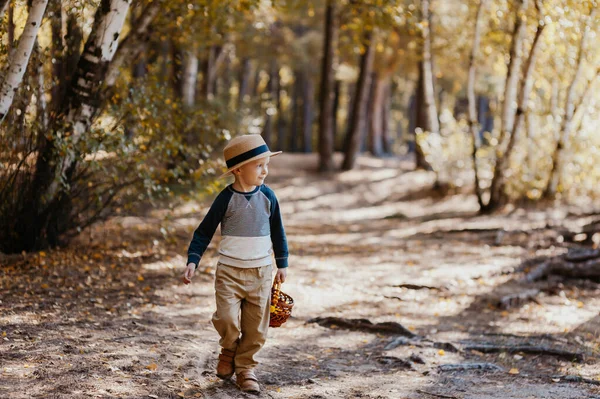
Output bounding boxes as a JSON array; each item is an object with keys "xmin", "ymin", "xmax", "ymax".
[
  {"xmin": 43, "ymin": 0, "xmax": 131, "ymax": 204},
  {"xmin": 0, "ymin": 0, "xmax": 49, "ymax": 122},
  {"xmin": 468, "ymin": 0, "xmax": 488, "ymax": 209},
  {"xmin": 545, "ymin": 6, "xmax": 598, "ymax": 197},
  {"xmin": 489, "ymin": 10, "xmax": 544, "ymax": 207},
  {"xmin": 547, "ymin": 68, "xmax": 600, "ymax": 196},
  {"xmin": 498, "ymin": 0, "xmax": 529, "ymax": 149},
  {"xmin": 104, "ymin": 1, "xmax": 161, "ymax": 88},
  {"xmin": 421, "ymin": 0, "xmax": 439, "ymax": 134},
  {"xmin": 502, "ymin": 22, "xmax": 546, "ymax": 165},
  {"xmin": 182, "ymin": 50, "xmax": 198, "ymax": 108}
]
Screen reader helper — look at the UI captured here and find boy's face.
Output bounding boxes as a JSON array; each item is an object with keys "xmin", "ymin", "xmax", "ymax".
[{"xmin": 234, "ymin": 156, "xmax": 270, "ymax": 186}]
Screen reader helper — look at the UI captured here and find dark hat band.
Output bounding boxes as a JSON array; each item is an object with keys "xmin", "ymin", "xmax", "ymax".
[{"xmin": 226, "ymin": 144, "xmax": 270, "ymax": 169}]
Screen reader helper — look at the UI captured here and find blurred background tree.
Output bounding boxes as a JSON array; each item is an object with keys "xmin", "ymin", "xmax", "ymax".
[{"xmin": 1, "ymin": 0, "xmax": 599, "ymax": 254}]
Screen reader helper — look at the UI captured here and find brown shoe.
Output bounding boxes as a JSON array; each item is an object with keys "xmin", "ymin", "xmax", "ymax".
[
  {"xmin": 236, "ymin": 369, "xmax": 260, "ymax": 394},
  {"xmin": 216, "ymin": 348, "xmax": 235, "ymax": 379}
]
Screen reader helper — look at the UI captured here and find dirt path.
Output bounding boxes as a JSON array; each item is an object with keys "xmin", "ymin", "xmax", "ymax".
[{"xmin": 1, "ymin": 153, "xmax": 599, "ymax": 399}]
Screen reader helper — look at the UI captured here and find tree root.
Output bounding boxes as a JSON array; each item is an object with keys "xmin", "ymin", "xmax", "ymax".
[
  {"xmin": 551, "ymin": 375, "xmax": 600, "ymax": 385},
  {"xmin": 307, "ymin": 317, "xmax": 417, "ymax": 337},
  {"xmin": 438, "ymin": 363, "xmax": 504, "ymax": 372},
  {"xmin": 464, "ymin": 344, "xmax": 585, "ymax": 362},
  {"xmin": 497, "ymin": 289, "xmax": 540, "ymax": 309}
]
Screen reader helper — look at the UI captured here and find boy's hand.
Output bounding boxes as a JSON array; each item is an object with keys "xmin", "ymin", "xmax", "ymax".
[
  {"xmin": 274, "ymin": 268, "xmax": 287, "ymax": 284},
  {"xmin": 182, "ymin": 263, "xmax": 195, "ymax": 284}
]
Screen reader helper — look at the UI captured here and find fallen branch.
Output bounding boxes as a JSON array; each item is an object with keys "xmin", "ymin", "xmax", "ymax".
[
  {"xmin": 473, "ymin": 332, "xmax": 568, "ymax": 343},
  {"xmin": 307, "ymin": 317, "xmax": 417, "ymax": 337},
  {"xmin": 552, "ymin": 375, "xmax": 600, "ymax": 386},
  {"xmin": 497, "ymin": 289, "xmax": 540, "ymax": 309},
  {"xmin": 384, "ymin": 295, "xmax": 404, "ymax": 301},
  {"xmin": 522, "ymin": 260, "xmax": 553, "ymax": 282},
  {"xmin": 384, "ymin": 336, "xmax": 415, "ymax": 350},
  {"xmin": 393, "ymin": 284, "xmax": 445, "ymax": 291},
  {"xmin": 464, "ymin": 344, "xmax": 585, "ymax": 362},
  {"xmin": 565, "ymin": 248, "xmax": 600, "ymax": 262},
  {"xmin": 376, "ymin": 356, "xmax": 412, "ymax": 369},
  {"xmin": 416, "ymin": 389, "xmax": 458, "ymax": 399},
  {"xmin": 438, "ymin": 363, "xmax": 504, "ymax": 372}
]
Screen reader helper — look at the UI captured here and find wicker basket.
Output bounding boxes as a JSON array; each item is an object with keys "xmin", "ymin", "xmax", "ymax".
[{"xmin": 269, "ymin": 282, "xmax": 294, "ymax": 328}]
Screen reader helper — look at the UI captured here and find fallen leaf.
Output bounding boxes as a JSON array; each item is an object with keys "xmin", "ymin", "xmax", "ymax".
[
  {"xmin": 509, "ymin": 368, "xmax": 519, "ymax": 375},
  {"xmin": 145, "ymin": 363, "xmax": 158, "ymax": 371}
]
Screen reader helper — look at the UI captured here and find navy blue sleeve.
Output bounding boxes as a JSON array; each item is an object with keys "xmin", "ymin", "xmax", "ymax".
[
  {"xmin": 187, "ymin": 188, "xmax": 232, "ymax": 269},
  {"xmin": 261, "ymin": 185, "xmax": 289, "ymax": 268}
]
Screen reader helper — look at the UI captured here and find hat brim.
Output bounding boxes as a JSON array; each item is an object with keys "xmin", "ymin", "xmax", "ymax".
[{"xmin": 219, "ymin": 151, "xmax": 282, "ymax": 178}]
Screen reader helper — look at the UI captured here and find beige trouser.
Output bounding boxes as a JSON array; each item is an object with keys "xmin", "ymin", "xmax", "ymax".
[{"xmin": 212, "ymin": 262, "xmax": 272, "ymax": 373}]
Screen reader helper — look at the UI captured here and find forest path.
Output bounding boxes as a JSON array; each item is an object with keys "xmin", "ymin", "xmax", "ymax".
[{"xmin": 1, "ymin": 153, "xmax": 599, "ymax": 399}]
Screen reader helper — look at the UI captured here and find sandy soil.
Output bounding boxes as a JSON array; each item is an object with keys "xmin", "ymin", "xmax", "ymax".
[{"xmin": 1, "ymin": 153, "xmax": 599, "ymax": 399}]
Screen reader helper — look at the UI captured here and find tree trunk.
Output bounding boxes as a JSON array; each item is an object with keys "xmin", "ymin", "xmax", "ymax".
[
  {"xmin": 0, "ymin": 0, "xmax": 49, "ymax": 122},
  {"xmin": 421, "ymin": 0, "xmax": 440, "ymax": 135},
  {"xmin": 487, "ymin": 4, "xmax": 544, "ymax": 211},
  {"xmin": 301, "ymin": 69, "xmax": 314, "ymax": 153},
  {"xmin": 498, "ymin": 0, "xmax": 528, "ymax": 150},
  {"xmin": 332, "ymin": 79, "xmax": 341, "ymax": 150},
  {"xmin": 182, "ymin": 49, "xmax": 198, "ymax": 108},
  {"xmin": 289, "ymin": 71, "xmax": 301, "ymax": 152},
  {"xmin": 238, "ymin": 58, "xmax": 251, "ymax": 108},
  {"xmin": 49, "ymin": 0, "xmax": 65, "ymax": 110},
  {"xmin": 544, "ymin": 6, "xmax": 598, "ymax": 199},
  {"xmin": 253, "ymin": 65, "xmax": 262, "ymax": 96},
  {"xmin": 276, "ymin": 69, "xmax": 286, "ymax": 151},
  {"xmin": 544, "ymin": 69, "xmax": 600, "ymax": 197},
  {"xmin": 7, "ymin": 1, "xmax": 14, "ymax": 51},
  {"xmin": 467, "ymin": 0, "xmax": 488, "ymax": 211},
  {"xmin": 484, "ymin": 0, "xmax": 529, "ymax": 210},
  {"xmin": 414, "ymin": 62, "xmax": 433, "ymax": 170},
  {"xmin": 35, "ymin": 0, "xmax": 131, "ymax": 225},
  {"xmin": 363, "ymin": 73, "xmax": 375, "ymax": 153},
  {"xmin": 262, "ymin": 60, "xmax": 278, "ymax": 148},
  {"xmin": 342, "ymin": 30, "xmax": 376, "ymax": 170},
  {"xmin": 368, "ymin": 74, "xmax": 390, "ymax": 157},
  {"xmin": 171, "ymin": 41, "xmax": 184, "ymax": 99},
  {"xmin": 104, "ymin": 0, "xmax": 161, "ymax": 89},
  {"xmin": 34, "ymin": 40, "xmax": 48, "ymax": 131},
  {"xmin": 202, "ymin": 45, "xmax": 217, "ymax": 100},
  {"xmin": 0, "ymin": 0, "xmax": 9, "ymax": 19},
  {"xmin": 63, "ymin": 13, "xmax": 83, "ymax": 101},
  {"xmin": 318, "ymin": 0, "xmax": 338, "ymax": 172},
  {"xmin": 381, "ymin": 80, "xmax": 392, "ymax": 153},
  {"xmin": 343, "ymin": 82, "xmax": 356, "ymax": 153}
]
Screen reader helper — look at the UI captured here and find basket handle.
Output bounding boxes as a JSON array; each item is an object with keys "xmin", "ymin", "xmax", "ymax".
[{"xmin": 272, "ymin": 281, "xmax": 281, "ymax": 302}]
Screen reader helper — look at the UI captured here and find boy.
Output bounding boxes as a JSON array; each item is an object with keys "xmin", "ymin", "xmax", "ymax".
[{"xmin": 182, "ymin": 134, "xmax": 288, "ymax": 394}]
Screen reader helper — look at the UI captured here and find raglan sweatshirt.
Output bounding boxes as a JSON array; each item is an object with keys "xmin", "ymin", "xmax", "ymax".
[{"xmin": 187, "ymin": 184, "xmax": 289, "ymax": 269}]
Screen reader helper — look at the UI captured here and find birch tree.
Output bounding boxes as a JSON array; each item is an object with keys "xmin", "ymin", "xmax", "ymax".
[
  {"xmin": 543, "ymin": 5, "xmax": 599, "ymax": 198},
  {"xmin": 467, "ymin": 0, "xmax": 488, "ymax": 210},
  {"xmin": 0, "ymin": 0, "xmax": 49, "ymax": 122}
]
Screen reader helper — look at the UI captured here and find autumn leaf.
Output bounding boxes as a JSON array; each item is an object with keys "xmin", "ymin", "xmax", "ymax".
[{"xmin": 145, "ymin": 363, "xmax": 158, "ymax": 371}]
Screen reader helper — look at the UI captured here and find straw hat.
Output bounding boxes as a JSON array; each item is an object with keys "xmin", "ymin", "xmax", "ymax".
[{"xmin": 220, "ymin": 134, "xmax": 282, "ymax": 178}]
